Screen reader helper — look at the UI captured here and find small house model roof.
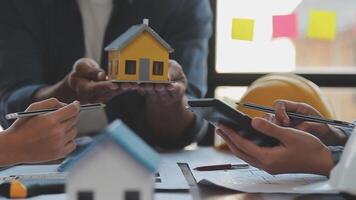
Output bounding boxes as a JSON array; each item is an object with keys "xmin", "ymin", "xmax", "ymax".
[
  {"xmin": 58, "ymin": 120, "xmax": 160, "ymax": 173},
  {"xmin": 104, "ymin": 24, "xmax": 174, "ymax": 53}
]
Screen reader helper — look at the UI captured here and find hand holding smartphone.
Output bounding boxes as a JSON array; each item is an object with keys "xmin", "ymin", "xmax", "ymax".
[{"xmin": 187, "ymin": 98, "xmax": 280, "ymax": 147}]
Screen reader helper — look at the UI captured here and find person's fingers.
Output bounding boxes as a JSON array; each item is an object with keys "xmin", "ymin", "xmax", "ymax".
[
  {"xmin": 167, "ymin": 82, "xmax": 185, "ymax": 99},
  {"xmin": 88, "ymin": 82, "xmax": 122, "ymax": 102},
  {"xmin": 216, "ymin": 130, "xmax": 264, "ymax": 169},
  {"xmin": 61, "ymin": 115, "xmax": 80, "ymax": 132},
  {"xmin": 97, "ymin": 71, "xmax": 107, "ymax": 81},
  {"xmin": 120, "ymin": 83, "xmax": 139, "ymax": 91},
  {"xmin": 45, "ymin": 101, "xmax": 80, "ymax": 122},
  {"xmin": 71, "ymin": 77, "xmax": 118, "ymax": 94},
  {"xmin": 63, "ymin": 141, "xmax": 77, "ymax": 156},
  {"xmin": 218, "ymin": 124, "xmax": 268, "ymax": 161},
  {"xmin": 93, "ymin": 90, "xmax": 118, "ymax": 103},
  {"xmin": 154, "ymin": 84, "xmax": 171, "ymax": 100},
  {"xmin": 26, "ymin": 98, "xmax": 66, "ymax": 112},
  {"xmin": 295, "ymin": 122, "xmax": 326, "ymax": 135},
  {"xmin": 275, "ymin": 100, "xmax": 322, "ymax": 117},
  {"xmin": 251, "ymin": 117, "xmax": 294, "ymax": 144},
  {"xmin": 72, "ymin": 58, "xmax": 105, "ymax": 81},
  {"xmin": 274, "ymin": 100, "xmax": 290, "ymax": 126},
  {"xmin": 64, "ymin": 127, "xmax": 78, "ymax": 144},
  {"xmin": 141, "ymin": 83, "xmax": 157, "ymax": 96},
  {"xmin": 168, "ymin": 60, "xmax": 187, "ymax": 83}
]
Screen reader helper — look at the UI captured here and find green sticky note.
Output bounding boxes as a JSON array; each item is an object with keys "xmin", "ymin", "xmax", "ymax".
[
  {"xmin": 232, "ymin": 18, "xmax": 255, "ymax": 41},
  {"xmin": 308, "ymin": 10, "xmax": 337, "ymax": 40}
]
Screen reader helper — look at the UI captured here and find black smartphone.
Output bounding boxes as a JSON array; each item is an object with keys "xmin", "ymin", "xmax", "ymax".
[{"xmin": 187, "ymin": 98, "xmax": 280, "ymax": 147}]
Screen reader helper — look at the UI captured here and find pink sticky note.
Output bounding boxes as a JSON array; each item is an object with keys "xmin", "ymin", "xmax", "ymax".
[{"xmin": 273, "ymin": 13, "xmax": 298, "ymax": 38}]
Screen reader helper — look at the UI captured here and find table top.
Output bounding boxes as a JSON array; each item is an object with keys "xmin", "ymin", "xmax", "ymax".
[{"xmin": 2, "ymin": 147, "xmax": 353, "ymax": 200}]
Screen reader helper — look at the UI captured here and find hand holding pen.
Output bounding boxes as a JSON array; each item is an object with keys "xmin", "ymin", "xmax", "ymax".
[{"xmin": 239, "ymin": 100, "xmax": 352, "ymax": 146}]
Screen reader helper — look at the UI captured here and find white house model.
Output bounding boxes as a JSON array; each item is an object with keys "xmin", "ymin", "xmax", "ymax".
[{"xmin": 62, "ymin": 120, "xmax": 160, "ymax": 200}]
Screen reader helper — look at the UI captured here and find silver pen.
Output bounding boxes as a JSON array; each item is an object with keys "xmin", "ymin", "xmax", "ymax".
[{"xmin": 5, "ymin": 103, "xmax": 105, "ymax": 119}]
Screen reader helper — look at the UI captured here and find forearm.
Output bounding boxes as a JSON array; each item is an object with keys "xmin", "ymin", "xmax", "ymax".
[
  {"xmin": 33, "ymin": 76, "xmax": 77, "ymax": 104},
  {"xmin": 316, "ymin": 147, "xmax": 335, "ymax": 177},
  {"xmin": 146, "ymin": 96, "xmax": 194, "ymax": 139},
  {"xmin": 0, "ymin": 131, "xmax": 23, "ymax": 166},
  {"xmin": 0, "ymin": 85, "xmax": 44, "ymax": 128}
]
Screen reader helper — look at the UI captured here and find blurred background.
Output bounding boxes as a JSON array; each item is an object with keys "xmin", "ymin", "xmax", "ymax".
[{"xmin": 209, "ymin": 0, "xmax": 356, "ymax": 123}]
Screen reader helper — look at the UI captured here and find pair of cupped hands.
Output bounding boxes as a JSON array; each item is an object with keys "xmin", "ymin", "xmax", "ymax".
[{"xmin": 66, "ymin": 58, "xmax": 187, "ymax": 106}]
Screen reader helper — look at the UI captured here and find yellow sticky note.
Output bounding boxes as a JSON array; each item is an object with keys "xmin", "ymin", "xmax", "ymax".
[
  {"xmin": 232, "ymin": 18, "xmax": 255, "ymax": 41},
  {"xmin": 308, "ymin": 10, "xmax": 337, "ymax": 40}
]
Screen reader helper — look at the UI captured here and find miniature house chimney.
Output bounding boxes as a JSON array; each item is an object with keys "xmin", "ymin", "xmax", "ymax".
[{"xmin": 143, "ymin": 19, "xmax": 149, "ymax": 25}]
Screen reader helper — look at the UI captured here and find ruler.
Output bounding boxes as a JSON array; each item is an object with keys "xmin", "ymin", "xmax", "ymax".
[{"xmin": 0, "ymin": 172, "xmax": 67, "ymax": 182}]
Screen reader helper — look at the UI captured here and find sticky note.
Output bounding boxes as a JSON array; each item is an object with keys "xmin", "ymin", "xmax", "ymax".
[
  {"xmin": 273, "ymin": 13, "xmax": 298, "ymax": 38},
  {"xmin": 307, "ymin": 10, "xmax": 337, "ymax": 40},
  {"xmin": 232, "ymin": 18, "xmax": 255, "ymax": 41}
]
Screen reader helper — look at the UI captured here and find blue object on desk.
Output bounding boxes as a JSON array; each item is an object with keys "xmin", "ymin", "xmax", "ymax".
[{"xmin": 58, "ymin": 119, "xmax": 160, "ymax": 173}]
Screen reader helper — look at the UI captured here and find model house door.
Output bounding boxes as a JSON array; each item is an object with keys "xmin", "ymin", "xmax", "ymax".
[{"xmin": 139, "ymin": 58, "xmax": 150, "ymax": 81}]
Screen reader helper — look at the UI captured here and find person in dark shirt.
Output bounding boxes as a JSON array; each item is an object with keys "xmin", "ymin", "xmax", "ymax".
[
  {"xmin": 0, "ymin": 0, "xmax": 213, "ymax": 149},
  {"xmin": 217, "ymin": 100, "xmax": 352, "ymax": 176}
]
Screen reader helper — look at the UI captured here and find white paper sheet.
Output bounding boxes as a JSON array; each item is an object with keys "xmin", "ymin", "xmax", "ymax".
[
  {"xmin": 191, "ymin": 164, "xmax": 337, "ymax": 194},
  {"xmin": 20, "ymin": 192, "xmax": 194, "ymax": 200},
  {"xmin": 0, "ymin": 165, "xmax": 62, "ymax": 182},
  {"xmin": 0, "ymin": 163, "xmax": 189, "ymax": 190},
  {"xmin": 155, "ymin": 162, "xmax": 189, "ymax": 190}
]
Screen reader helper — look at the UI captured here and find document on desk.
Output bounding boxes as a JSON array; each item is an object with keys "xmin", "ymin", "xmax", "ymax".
[
  {"xmin": 155, "ymin": 162, "xmax": 189, "ymax": 190},
  {"xmin": 0, "ymin": 165, "xmax": 64, "ymax": 182},
  {"xmin": 0, "ymin": 163, "xmax": 188, "ymax": 190},
  {"xmin": 191, "ymin": 165, "xmax": 338, "ymax": 194},
  {"xmin": 21, "ymin": 192, "xmax": 193, "ymax": 200}
]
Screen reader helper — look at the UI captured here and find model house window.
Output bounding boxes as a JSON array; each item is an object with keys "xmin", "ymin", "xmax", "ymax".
[
  {"xmin": 125, "ymin": 60, "xmax": 137, "ymax": 75},
  {"xmin": 125, "ymin": 191, "xmax": 140, "ymax": 200},
  {"xmin": 77, "ymin": 191, "xmax": 94, "ymax": 200},
  {"xmin": 152, "ymin": 61, "xmax": 164, "ymax": 75},
  {"xmin": 115, "ymin": 60, "xmax": 119, "ymax": 75}
]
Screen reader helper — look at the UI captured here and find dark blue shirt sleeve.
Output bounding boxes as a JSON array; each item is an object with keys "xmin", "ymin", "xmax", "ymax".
[
  {"xmin": 329, "ymin": 146, "xmax": 344, "ymax": 164},
  {"xmin": 162, "ymin": 0, "xmax": 212, "ymax": 147},
  {"xmin": 122, "ymin": 0, "xmax": 212, "ymax": 149},
  {"xmin": 337, "ymin": 121, "xmax": 356, "ymax": 138},
  {"xmin": 165, "ymin": 0, "xmax": 213, "ymax": 99},
  {"xmin": 0, "ymin": 1, "xmax": 46, "ymax": 127},
  {"xmin": 329, "ymin": 121, "xmax": 355, "ymax": 164}
]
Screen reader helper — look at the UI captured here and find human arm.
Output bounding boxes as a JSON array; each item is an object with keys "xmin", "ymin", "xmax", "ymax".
[
  {"xmin": 0, "ymin": 98, "xmax": 80, "ymax": 166},
  {"xmin": 135, "ymin": 0, "xmax": 212, "ymax": 147},
  {"xmin": 34, "ymin": 58, "xmax": 137, "ymax": 104},
  {"xmin": 0, "ymin": 1, "xmax": 133, "ymax": 128},
  {"xmin": 138, "ymin": 60, "xmax": 194, "ymax": 140},
  {"xmin": 217, "ymin": 118, "xmax": 335, "ymax": 176},
  {"xmin": 0, "ymin": 0, "xmax": 50, "ymax": 127}
]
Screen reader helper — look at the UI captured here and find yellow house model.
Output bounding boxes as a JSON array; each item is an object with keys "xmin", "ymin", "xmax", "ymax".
[{"xmin": 105, "ymin": 19, "xmax": 174, "ymax": 83}]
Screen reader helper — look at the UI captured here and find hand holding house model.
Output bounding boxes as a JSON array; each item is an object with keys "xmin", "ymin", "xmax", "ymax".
[{"xmin": 105, "ymin": 19, "xmax": 174, "ymax": 84}]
